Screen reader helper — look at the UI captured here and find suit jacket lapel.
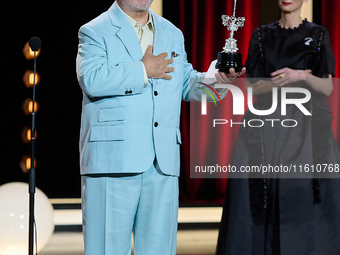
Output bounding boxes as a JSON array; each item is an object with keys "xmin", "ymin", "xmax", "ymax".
[
  {"xmin": 108, "ymin": 3, "xmax": 143, "ymax": 62},
  {"xmin": 151, "ymin": 10, "xmax": 171, "ymax": 57},
  {"xmin": 150, "ymin": 10, "xmax": 171, "ymax": 87},
  {"xmin": 107, "ymin": 5, "xmax": 172, "ymax": 87}
]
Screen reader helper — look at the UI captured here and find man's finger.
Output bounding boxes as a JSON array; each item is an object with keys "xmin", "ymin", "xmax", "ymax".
[
  {"xmin": 239, "ymin": 67, "xmax": 246, "ymax": 76},
  {"xmin": 144, "ymin": 45, "xmax": 153, "ymax": 55},
  {"xmin": 165, "ymin": 58, "xmax": 174, "ymax": 65},
  {"xmin": 219, "ymin": 71, "xmax": 228, "ymax": 79},
  {"xmin": 215, "ymin": 72, "xmax": 223, "ymax": 82},
  {"xmin": 166, "ymin": 67, "xmax": 175, "ymax": 73},
  {"xmin": 162, "ymin": 74, "xmax": 172, "ymax": 80},
  {"xmin": 158, "ymin": 52, "xmax": 168, "ymax": 59}
]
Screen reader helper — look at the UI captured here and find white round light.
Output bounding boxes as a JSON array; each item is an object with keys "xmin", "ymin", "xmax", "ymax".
[{"xmin": 0, "ymin": 182, "xmax": 54, "ymax": 254}]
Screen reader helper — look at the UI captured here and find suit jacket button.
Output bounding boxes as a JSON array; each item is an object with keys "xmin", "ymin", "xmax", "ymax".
[
  {"xmin": 125, "ymin": 90, "xmax": 129, "ymax": 94},
  {"xmin": 154, "ymin": 91, "xmax": 158, "ymax": 96},
  {"xmin": 154, "ymin": 122, "xmax": 158, "ymax": 127}
]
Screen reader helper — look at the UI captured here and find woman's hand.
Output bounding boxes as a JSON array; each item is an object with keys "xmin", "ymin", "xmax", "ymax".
[
  {"xmin": 271, "ymin": 67, "xmax": 311, "ymax": 87},
  {"xmin": 271, "ymin": 67, "xmax": 333, "ymax": 96},
  {"xmin": 215, "ymin": 67, "xmax": 246, "ymax": 84}
]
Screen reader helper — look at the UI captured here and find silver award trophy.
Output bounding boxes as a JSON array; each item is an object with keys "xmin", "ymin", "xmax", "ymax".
[{"xmin": 216, "ymin": 0, "xmax": 245, "ymax": 74}]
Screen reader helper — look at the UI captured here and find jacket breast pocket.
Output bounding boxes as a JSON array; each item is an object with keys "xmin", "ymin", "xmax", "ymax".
[
  {"xmin": 171, "ymin": 53, "xmax": 183, "ymax": 66},
  {"xmin": 170, "ymin": 42, "xmax": 184, "ymax": 64},
  {"xmin": 90, "ymin": 125, "xmax": 125, "ymax": 142}
]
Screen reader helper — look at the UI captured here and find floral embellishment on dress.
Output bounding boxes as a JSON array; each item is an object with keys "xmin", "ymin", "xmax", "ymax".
[{"xmin": 304, "ymin": 37, "xmax": 313, "ymax": 46}]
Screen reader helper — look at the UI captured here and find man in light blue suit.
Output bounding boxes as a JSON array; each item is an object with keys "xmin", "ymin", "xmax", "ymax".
[{"xmin": 76, "ymin": 0, "xmax": 244, "ymax": 254}]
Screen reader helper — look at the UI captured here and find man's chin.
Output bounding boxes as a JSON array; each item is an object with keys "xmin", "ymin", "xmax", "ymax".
[{"xmin": 132, "ymin": 5, "xmax": 152, "ymax": 12}]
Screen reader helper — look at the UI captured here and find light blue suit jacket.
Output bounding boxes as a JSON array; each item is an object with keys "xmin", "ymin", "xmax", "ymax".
[{"xmin": 76, "ymin": 3, "xmax": 202, "ymax": 176}]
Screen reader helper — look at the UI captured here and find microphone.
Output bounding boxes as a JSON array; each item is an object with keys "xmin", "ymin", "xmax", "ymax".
[
  {"xmin": 28, "ymin": 36, "xmax": 41, "ymax": 255},
  {"xmin": 29, "ymin": 37, "xmax": 42, "ymax": 51}
]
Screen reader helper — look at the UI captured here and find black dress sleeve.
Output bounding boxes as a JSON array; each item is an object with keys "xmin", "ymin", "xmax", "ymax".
[
  {"xmin": 244, "ymin": 27, "xmax": 263, "ymax": 78},
  {"xmin": 314, "ymin": 27, "xmax": 335, "ymax": 77}
]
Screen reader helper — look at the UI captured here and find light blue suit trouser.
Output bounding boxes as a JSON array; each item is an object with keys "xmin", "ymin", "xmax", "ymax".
[{"xmin": 81, "ymin": 160, "xmax": 179, "ymax": 255}]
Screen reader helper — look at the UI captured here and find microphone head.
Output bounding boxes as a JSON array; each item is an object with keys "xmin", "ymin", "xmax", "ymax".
[{"xmin": 29, "ymin": 37, "xmax": 42, "ymax": 51}]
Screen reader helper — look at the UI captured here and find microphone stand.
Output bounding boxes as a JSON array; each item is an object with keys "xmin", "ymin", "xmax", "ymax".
[{"xmin": 28, "ymin": 50, "xmax": 38, "ymax": 255}]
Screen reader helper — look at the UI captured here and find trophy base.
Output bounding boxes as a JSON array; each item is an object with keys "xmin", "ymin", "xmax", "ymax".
[{"xmin": 215, "ymin": 52, "xmax": 243, "ymax": 74}]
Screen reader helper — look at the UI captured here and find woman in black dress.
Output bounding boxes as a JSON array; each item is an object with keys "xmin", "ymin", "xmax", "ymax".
[{"xmin": 216, "ymin": 0, "xmax": 340, "ymax": 254}]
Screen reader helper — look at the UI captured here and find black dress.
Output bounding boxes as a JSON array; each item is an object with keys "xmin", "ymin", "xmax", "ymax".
[{"xmin": 216, "ymin": 20, "xmax": 340, "ymax": 255}]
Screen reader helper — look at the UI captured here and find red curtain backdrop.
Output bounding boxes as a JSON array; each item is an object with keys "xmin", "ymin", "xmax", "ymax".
[
  {"xmin": 322, "ymin": 1, "xmax": 340, "ymax": 141},
  {"xmin": 179, "ymin": 0, "xmax": 340, "ymax": 204},
  {"xmin": 178, "ymin": 0, "xmax": 261, "ymax": 204}
]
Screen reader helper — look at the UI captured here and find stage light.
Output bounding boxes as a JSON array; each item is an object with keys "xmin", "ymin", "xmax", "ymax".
[
  {"xmin": 21, "ymin": 127, "xmax": 37, "ymax": 144},
  {"xmin": 19, "ymin": 155, "xmax": 37, "ymax": 173},
  {"xmin": 22, "ymin": 70, "xmax": 40, "ymax": 88},
  {"xmin": 22, "ymin": 41, "xmax": 41, "ymax": 60},
  {"xmin": 22, "ymin": 98, "xmax": 39, "ymax": 115}
]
